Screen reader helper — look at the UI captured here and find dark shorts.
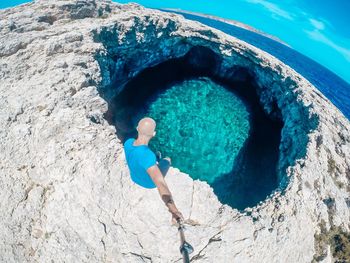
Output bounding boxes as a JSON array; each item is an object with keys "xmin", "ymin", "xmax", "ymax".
[{"xmin": 157, "ymin": 158, "xmax": 171, "ymax": 177}]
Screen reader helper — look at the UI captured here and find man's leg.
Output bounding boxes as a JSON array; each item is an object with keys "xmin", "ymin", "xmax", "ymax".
[{"xmin": 157, "ymin": 157, "xmax": 171, "ymax": 177}]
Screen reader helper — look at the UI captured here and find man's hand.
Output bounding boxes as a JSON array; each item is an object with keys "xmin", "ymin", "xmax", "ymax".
[
  {"xmin": 168, "ymin": 204, "xmax": 184, "ymax": 224},
  {"xmin": 163, "ymin": 195, "xmax": 184, "ymax": 223}
]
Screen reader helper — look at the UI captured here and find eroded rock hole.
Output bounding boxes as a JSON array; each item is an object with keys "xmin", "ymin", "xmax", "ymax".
[{"xmin": 107, "ymin": 47, "xmax": 283, "ymax": 210}]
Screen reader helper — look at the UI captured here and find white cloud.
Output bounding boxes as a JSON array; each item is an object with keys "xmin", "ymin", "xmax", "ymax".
[
  {"xmin": 309, "ymin": 18, "xmax": 325, "ymax": 30},
  {"xmin": 245, "ymin": 0, "xmax": 294, "ymax": 20},
  {"xmin": 305, "ymin": 15, "xmax": 350, "ymax": 62},
  {"xmin": 243, "ymin": 0, "xmax": 350, "ymax": 63},
  {"xmin": 305, "ymin": 29, "xmax": 350, "ymax": 62}
]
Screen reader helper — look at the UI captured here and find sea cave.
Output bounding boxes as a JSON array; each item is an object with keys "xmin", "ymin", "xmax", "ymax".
[{"xmin": 102, "ymin": 46, "xmax": 284, "ymax": 210}]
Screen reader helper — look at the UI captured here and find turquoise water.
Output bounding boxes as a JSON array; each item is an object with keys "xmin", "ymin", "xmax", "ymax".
[{"xmin": 147, "ymin": 77, "xmax": 250, "ymax": 183}]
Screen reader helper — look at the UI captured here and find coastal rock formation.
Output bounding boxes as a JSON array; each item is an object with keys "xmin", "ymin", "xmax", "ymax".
[{"xmin": 0, "ymin": 0, "xmax": 349, "ymax": 262}]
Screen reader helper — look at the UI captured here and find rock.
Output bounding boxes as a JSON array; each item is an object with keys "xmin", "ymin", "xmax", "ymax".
[{"xmin": 0, "ymin": 0, "xmax": 349, "ymax": 262}]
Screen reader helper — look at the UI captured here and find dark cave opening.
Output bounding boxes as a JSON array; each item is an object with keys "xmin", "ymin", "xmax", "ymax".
[{"xmin": 105, "ymin": 46, "xmax": 284, "ymax": 210}]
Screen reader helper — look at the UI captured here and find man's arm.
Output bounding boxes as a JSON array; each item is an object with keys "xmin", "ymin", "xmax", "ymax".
[{"xmin": 147, "ymin": 165, "xmax": 183, "ymax": 222}]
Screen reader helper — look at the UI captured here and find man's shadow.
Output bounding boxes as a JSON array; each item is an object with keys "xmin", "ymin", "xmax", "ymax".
[{"xmin": 157, "ymin": 158, "xmax": 171, "ymax": 177}]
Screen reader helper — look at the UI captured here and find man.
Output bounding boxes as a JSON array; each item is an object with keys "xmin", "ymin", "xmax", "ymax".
[{"xmin": 123, "ymin": 117, "xmax": 184, "ymax": 223}]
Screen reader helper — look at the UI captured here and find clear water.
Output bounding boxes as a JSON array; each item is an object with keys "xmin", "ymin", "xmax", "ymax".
[{"xmin": 147, "ymin": 77, "xmax": 250, "ymax": 183}]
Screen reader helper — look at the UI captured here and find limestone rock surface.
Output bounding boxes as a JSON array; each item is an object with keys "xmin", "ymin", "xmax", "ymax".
[{"xmin": 0, "ymin": 0, "xmax": 349, "ymax": 262}]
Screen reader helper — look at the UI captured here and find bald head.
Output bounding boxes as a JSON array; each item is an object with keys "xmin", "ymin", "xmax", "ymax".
[{"xmin": 137, "ymin": 117, "xmax": 156, "ymax": 138}]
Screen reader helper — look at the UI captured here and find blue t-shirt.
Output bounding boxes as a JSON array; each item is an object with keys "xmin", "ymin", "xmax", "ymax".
[{"xmin": 123, "ymin": 138, "xmax": 157, "ymax": 189}]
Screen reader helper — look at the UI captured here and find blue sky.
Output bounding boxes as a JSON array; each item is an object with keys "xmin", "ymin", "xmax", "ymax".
[{"xmin": 1, "ymin": 0, "xmax": 349, "ymax": 84}]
